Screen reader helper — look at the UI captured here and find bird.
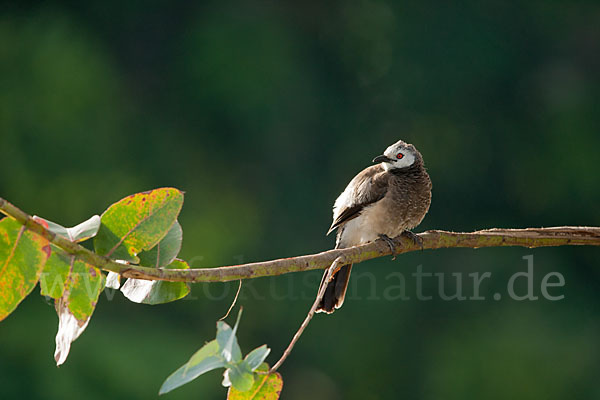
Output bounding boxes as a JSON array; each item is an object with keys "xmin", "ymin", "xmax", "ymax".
[{"xmin": 316, "ymin": 139, "xmax": 432, "ymax": 314}]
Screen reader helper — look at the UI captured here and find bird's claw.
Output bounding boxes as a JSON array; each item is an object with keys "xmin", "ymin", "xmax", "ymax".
[
  {"xmin": 402, "ymin": 230, "xmax": 424, "ymax": 250},
  {"xmin": 378, "ymin": 234, "xmax": 398, "ymax": 260}
]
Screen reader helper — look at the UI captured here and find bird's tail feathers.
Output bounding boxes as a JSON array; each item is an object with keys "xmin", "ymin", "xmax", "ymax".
[{"xmin": 316, "ymin": 263, "xmax": 353, "ymax": 314}]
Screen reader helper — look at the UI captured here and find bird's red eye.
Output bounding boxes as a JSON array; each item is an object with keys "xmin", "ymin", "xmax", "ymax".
[{"xmin": 396, "ymin": 153, "xmax": 404, "ymax": 159}]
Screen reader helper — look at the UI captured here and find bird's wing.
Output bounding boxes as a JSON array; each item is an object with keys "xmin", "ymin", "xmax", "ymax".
[{"xmin": 327, "ymin": 165, "xmax": 389, "ymax": 235}]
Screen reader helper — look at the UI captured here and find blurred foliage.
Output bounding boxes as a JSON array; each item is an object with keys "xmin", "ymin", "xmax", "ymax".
[{"xmin": 1, "ymin": 0, "xmax": 599, "ymax": 399}]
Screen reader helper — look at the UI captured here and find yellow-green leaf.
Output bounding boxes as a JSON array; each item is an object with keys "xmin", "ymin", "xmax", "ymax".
[
  {"xmin": 63, "ymin": 260, "xmax": 104, "ymax": 321},
  {"xmin": 94, "ymin": 188, "xmax": 183, "ymax": 263},
  {"xmin": 40, "ymin": 245, "xmax": 71, "ymax": 299},
  {"xmin": 227, "ymin": 364, "xmax": 283, "ymax": 400},
  {"xmin": 0, "ymin": 217, "xmax": 50, "ymax": 321}
]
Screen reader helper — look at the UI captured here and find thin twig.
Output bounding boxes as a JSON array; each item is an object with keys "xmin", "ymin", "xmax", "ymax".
[
  {"xmin": 1, "ymin": 197, "xmax": 600, "ymax": 283},
  {"xmin": 268, "ymin": 256, "xmax": 345, "ymax": 373},
  {"xmin": 219, "ymin": 280, "xmax": 242, "ymax": 321}
]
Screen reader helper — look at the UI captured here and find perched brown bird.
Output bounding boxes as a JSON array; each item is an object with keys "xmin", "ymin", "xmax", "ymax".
[{"xmin": 316, "ymin": 139, "xmax": 432, "ymax": 313}]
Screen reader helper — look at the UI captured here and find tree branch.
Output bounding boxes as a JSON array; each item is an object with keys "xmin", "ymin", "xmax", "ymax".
[
  {"xmin": 1, "ymin": 197, "xmax": 599, "ymax": 283},
  {"xmin": 268, "ymin": 256, "xmax": 344, "ymax": 373}
]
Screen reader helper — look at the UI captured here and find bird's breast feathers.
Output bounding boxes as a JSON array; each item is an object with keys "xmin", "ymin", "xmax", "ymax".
[
  {"xmin": 330, "ymin": 163, "xmax": 431, "ymax": 246},
  {"xmin": 337, "ymin": 195, "xmax": 414, "ymax": 247}
]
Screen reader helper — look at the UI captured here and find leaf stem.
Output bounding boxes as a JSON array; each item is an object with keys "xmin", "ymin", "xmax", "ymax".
[{"xmin": 219, "ymin": 280, "xmax": 242, "ymax": 321}]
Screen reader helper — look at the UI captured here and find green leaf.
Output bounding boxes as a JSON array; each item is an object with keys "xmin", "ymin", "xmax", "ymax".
[
  {"xmin": 159, "ymin": 340, "xmax": 226, "ymax": 395},
  {"xmin": 217, "ymin": 308, "xmax": 243, "ymax": 363},
  {"xmin": 227, "ymin": 364, "xmax": 283, "ymax": 400},
  {"xmin": 94, "ymin": 188, "xmax": 184, "ymax": 263},
  {"xmin": 226, "ymin": 361, "xmax": 255, "ymax": 392},
  {"xmin": 120, "ymin": 258, "xmax": 190, "ymax": 304},
  {"xmin": 137, "ymin": 220, "xmax": 182, "ymax": 268},
  {"xmin": 0, "ymin": 217, "xmax": 50, "ymax": 321},
  {"xmin": 187, "ymin": 339, "xmax": 221, "ymax": 369},
  {"xmin": 244, "ymin": 345, "xmax": 271, "ymax": 371},
  {"xmin": 40, "ymin": 245, "xmax": 71, "ymax": 299},
  {"xmin": 35, "ymin": 215, "xmax": 101, "ymax": 242},
  {"xmin": 54, "ymin": 257, "xmax": 105, "ymax": 365}
]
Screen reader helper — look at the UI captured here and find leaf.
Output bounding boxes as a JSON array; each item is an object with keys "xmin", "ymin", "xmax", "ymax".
[
  {"xmin": 159, "ymin": 340, "xmax": 226, "ymax": 395},
  {"xmin": 0, "ymin": 217, "xmax": 50, "ymax": 321},
  {"xmin": 54, "ymin": 258, "xmax": 105, "ymax": 365},
  {"xmin": 120, "ymin": 259, "xmax": 190, "ymax": 304},
  {"xmin": 62, "ymin": 261, "xmax": 105, "ymax": 321},
  {"xmin": 94, "ymin": 188, "xmax": 184, "ymax": 263},
  {"xmin": 225, "ymin": 361, "xmax": 255, "ymax": 392},
  {"xmin": 217, "ymin": 308, "xmax": 243, "ymax": 363},
  {"xmin": 35, "ymin": 215, "xmax": 101, "ymax": 242},
  {"xmin": 137, "ymin": 221, "xmax": 182, "ymax": 268},
  {"xmin": 40, "ymin": 245, "xmax": 71, "ymax": 299},
  {"xmin": 187, "ymin": 339, "xmax": 221, "ymax": 369},
  {"xmin": 244, "ymin": 345, "xmax": 271, "ymax": 371},
  {"xmin": 227, "ymin": 364, "xmax": 283, "ymax": 400}
]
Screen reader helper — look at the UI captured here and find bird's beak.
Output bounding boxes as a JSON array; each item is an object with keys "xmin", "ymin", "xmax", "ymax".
[{"xmin": 372, "ymin": 155, "xmax": 392, "ymax": 163}]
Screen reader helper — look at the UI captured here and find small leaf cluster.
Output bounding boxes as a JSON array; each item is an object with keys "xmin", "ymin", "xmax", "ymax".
[{"xmin": 160, "ymin": 309, "xmax": 281, "ymax": 398}]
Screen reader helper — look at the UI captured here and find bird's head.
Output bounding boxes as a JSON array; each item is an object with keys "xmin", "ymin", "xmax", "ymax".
[{"xmin": 372, "ymin": 140, "xmax": 421, "ymax": 171}]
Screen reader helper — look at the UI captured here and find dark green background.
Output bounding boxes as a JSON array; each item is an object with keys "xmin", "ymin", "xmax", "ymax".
[{"xmin": 1, "ymin": 1, "xmax": 599, "ymax": 399}]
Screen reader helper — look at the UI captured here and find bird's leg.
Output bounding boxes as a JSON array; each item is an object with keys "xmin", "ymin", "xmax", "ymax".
[
  {"xmin": 378, "ymin": 234, "xmax": 399, "ymax": 260},
  {"xmin": 402, "ymin": 230, "xmax": 424, "ymax": 250}
]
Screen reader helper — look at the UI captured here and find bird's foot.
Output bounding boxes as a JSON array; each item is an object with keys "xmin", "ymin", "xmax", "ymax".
[
  {"xmin": 378, "ymin": 234, "xmax": 398, "ymax": 260},
  {"xmin": 402, "ymin": 230, "xmax": 424, "ymax": 250}
]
